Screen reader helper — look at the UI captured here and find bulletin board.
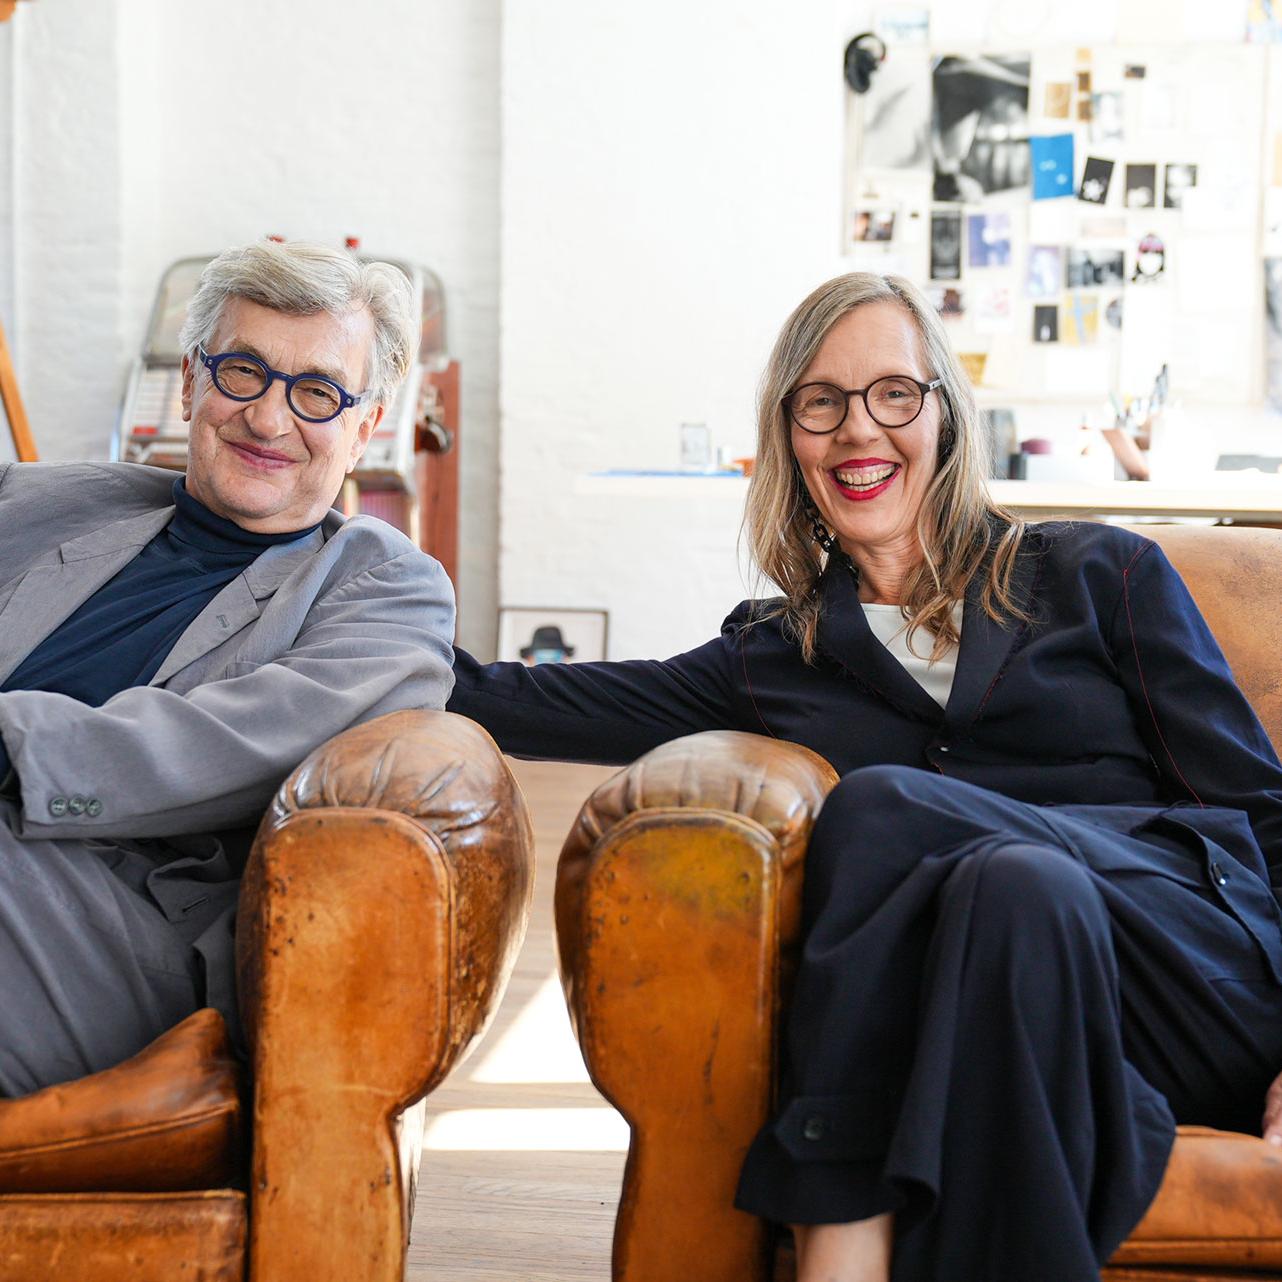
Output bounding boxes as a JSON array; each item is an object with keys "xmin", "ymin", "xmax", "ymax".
[{"xmin": 843, "ymin": 38, "xmax": 1280, "ymax": 412}]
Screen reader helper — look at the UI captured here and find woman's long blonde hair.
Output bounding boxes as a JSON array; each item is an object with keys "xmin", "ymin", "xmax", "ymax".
[{"xmin": 744, "ymin": 272, "xmax": 1028, "ymax": 663}]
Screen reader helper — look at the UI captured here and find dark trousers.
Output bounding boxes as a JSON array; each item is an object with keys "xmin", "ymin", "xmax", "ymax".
[{"xmin": 735, "ymin": 766, "xmax": 1282, "ymax": 1282}]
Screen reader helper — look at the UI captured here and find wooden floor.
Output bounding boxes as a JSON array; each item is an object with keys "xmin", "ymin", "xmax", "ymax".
[{"xmin": 407, "ymin": 759, "xmax": 626, "ymax": 1282}]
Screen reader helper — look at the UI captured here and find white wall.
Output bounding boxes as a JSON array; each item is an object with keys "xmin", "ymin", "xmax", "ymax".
[
  {"xmin": 0, "ymin": 0, "xmax": 500, "ymax": 654},
  {"xmin": 499, "ymin": 0, "xmax": 855, "ymax": 659}
]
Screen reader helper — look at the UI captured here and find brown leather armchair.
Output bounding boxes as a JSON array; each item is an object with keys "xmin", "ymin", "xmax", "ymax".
[
  {"xmin": 556, "ymin": 525, "xmax": 1282, "ymax": 1282},
  {"xmin": 0, "ymin": 708, "xmax": 534, "ymax": 1282}
]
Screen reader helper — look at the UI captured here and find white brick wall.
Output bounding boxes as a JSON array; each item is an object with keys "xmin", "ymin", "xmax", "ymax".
[{"xmin": 1, "ymin": 0, "xmax": 501, "ymax": 654}]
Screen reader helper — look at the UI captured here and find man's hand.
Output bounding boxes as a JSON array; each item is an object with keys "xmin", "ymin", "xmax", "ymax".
[{"xmin": 1263, "ymin": 1071, "xmax": 1282, "ymax": 1146}]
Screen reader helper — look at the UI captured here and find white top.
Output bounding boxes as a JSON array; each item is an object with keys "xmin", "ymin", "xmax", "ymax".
[{"xmin": 861, "ymin": 602, "xmax": 962, "ymax": 709}]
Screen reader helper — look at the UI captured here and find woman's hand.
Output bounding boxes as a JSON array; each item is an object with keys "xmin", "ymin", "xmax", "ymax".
[{"xmin": 1262, "ymin": 1070, "xmax": 1282, "ymax": 1145}]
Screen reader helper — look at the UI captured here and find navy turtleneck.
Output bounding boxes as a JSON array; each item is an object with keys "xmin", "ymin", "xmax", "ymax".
[{"xmin": 1, "ymin": 480, "xmax": 320, "ymax": 771}]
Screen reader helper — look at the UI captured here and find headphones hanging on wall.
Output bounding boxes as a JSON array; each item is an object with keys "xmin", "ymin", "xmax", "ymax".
[{"xmin": 844, "ymin": 32, "xmax": 887, "ymax": 95}]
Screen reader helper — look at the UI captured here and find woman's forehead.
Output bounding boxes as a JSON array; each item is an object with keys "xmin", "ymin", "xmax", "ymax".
[{"xmin": 806, "ymin": 302, "xmax": 926, "ymax": 380}]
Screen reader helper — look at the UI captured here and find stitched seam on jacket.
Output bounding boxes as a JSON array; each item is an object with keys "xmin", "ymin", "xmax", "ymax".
[
  {"xmin": 1121, "ymin": 542, "xmax": 1205, "ymax": 807},
  {"xmin": 739, "ymin": 639, "xmax": 778, "ymax": 738}
]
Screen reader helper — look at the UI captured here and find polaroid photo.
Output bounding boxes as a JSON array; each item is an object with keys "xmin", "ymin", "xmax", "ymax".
[
  {"xmin": 1125, "ymin": 164, "xmax": 1158, "ymax": 209},
  {"xmin": 1079, "ymin": 156, "xmax": 1114, "ymax": 204}
]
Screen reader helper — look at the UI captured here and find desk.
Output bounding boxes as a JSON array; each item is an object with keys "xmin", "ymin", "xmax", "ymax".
[
  {"xmin": 577, "ymin": 473, "xmax": 1282, "ymax": 524},
  {"xmin": 988, "ymin": 480, "xmax": 1282, "ymax": 524}
]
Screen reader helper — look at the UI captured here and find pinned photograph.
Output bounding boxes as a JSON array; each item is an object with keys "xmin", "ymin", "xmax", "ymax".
[
  {"xmin": 1089, "ymin": 92, "xmax": 1123, "ymax": 144},
  {"xmin": 1124, "ymin": 64, "xmax": 1147, "ymax": 79},
  {"xmin": 1030, "ymin": 134, "xmax": 1074, "ymax": 200},
  {"xmin": 852, "ymin": 208, "xmax": 897, "ymax": 241},
  {"xmin": 873, "ymin": 4, "xmax": 930, "ymax": 44},
  {"xmin": 1044, "ymin": 82, "xmax": 1072, "ymax": 118},
  {"xmin": 1076, "ymin": 70, "xmax": 1092, "ymax": 92},
  {"xmin": 975, "ymin": 284, "xmax": 1013, "ymax": 333},
  {"xmin": 1104, "ymin": 296, "xmax": 1124, "ymax": 330},
  {"xmin": 967, "ymin": 211, "xmax": 1012, "ymax": 267},
  {"xmin": 498, "ymin": 607, "xmax": 609, "ymax": 666},
  {"xmin": 859, "ymin": 52, "xmax": 932, "ymax": 171},
  {"xmin": 1066, "ymin": 248, "xmax": 1125, "ymax": 288},
  {"xmin": 927, "ymin": 285, "xmax": 965, "ymax": 318},
  {"xmin": 1061, "ymin": 294, "xmax": 1100, "ymax": 345},
  {"xmin": 929, "ymin": 210, "xmax": 963, "ymax": 280},
  {"xmin": 1163, "ymin": 162, "xmax": 1198, "ymax": 210},
  {"xmin": 1080, "ymin": 214, "xmax": 1127, "ymax": 239},
  {"xmin": 1133, "ymin": 232, "xmax": 1166, "ymax": 283},
  {"xmin": 1125, "ymin": 164, "xmax": 1157, "ymax": 209},
  {"xmin": 1249, "ymin": 0, "xmax": 1282, "ymax": 43},
  {"xmin": 1033, "ymin": 304, "xmax": 1059, "ymax": 343},
  {"xmin": 1026, "ymin": 245, "xmax": 1063, "ymax": 298},
  {"xmin": 931, "ymin": 53, "xmax": 1030, "ymax": 201},
  {"xmin": 957, "ymin": 351, "xmax": 987, "ymax": 384},
  {"xmin": 1266, "ymin": 258, "xmax": 1282, "ymax": 411},
  {"xmin": 1079, "ymin": 156, "xmax": 1114, "ymax": 204}
]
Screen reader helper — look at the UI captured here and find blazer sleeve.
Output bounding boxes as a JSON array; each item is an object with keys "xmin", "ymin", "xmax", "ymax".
[
  {"xmin": 0, "ymin": 552, "xmax": 456, "ymax": 840},
  {"xmin": 447, "ymin": 605, "xmax": 754, "ymax": 765},
  {"xmin": 1109, "ymin": 539, "xmax": 1282, "ymax": 877}
]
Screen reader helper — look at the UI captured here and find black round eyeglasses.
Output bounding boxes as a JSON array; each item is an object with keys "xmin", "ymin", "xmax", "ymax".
[
  {"xmin": 198, "ymin": 344, "xmax": 369, "ymax": 425},
  {"xmin": 783, "ymin": 375, "xmax": 942, "ymax": 434}
]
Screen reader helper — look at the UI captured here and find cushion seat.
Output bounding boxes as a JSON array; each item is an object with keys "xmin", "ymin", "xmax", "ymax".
[
  {"xmin": 0, "ymin": 1009, "xmax": 243, "ymax": 1193},
  {"xmin": 1108, "ymin": 1126, "xmax": 1282, "ymax": 1271}
]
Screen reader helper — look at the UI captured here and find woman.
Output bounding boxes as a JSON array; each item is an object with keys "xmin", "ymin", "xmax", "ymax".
[{"xmin": 449, "ymin": 273, "xmax": 1282, "ymax": 1281}]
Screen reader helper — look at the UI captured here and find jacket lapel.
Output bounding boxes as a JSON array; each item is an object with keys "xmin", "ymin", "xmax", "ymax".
[
  {"xmin": 813, "ymin": 527, "xmax": 1044, "ymax": 731},
  {"xmin": 814, "ymin": 555, "xmax": 943, "ymax": 722},
  {"xmin": 148, "ymin": 527, "xmax": 326, "ymax": 685},
  {"xmin": 943, "ymin": 529, "xmax": 1043, "ymax": 733},
  {"xmin": 0, "ymin": 507, "xmax": 174, "ymax": 684}
]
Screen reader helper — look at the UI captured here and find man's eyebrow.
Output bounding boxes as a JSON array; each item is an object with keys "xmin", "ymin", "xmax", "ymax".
[{"xmin": 219, "ymin": 339, "xmax": 350, "ymax": 387}]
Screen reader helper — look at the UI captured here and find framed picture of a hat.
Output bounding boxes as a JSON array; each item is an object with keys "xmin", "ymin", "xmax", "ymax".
[{"xmin": 497, "ymin": 607, "xmax": 609, "ymax": 665}]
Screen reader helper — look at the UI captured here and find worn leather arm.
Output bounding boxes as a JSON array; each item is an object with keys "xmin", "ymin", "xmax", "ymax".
[
  {"xmin": 556, "ymin": 730, "xmax": 835, "ymax": 1282},
  {"xmin": 236, "ymin": 709, "xmax": 534, "ymax": 1282}
]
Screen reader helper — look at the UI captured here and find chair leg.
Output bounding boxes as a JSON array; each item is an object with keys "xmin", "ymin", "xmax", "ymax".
[{"xmin": 563, "ymin": 811, "xmax": 782, "ymax": 1282}]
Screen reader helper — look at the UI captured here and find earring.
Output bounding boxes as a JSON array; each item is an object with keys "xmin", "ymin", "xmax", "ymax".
[{"xmin": 801, "ymin": 496, "xmax": 837, "ymax": 555}]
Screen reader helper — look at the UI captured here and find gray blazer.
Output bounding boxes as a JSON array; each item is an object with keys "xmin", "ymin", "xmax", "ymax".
[{"xmin": 0, "ymin": 460, "xmax": 456, "ymax": 842}]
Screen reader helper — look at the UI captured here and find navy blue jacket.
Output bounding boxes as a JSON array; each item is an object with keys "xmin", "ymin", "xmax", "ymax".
[{"xmin": 450, "ymin": 522, "xmax": 1282, "ymax": 927}]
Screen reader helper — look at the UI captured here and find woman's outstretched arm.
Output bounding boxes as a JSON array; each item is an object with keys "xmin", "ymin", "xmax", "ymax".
[{"xmin": 448, "ymin": 604, "xmax": 757, "ymax": 765}]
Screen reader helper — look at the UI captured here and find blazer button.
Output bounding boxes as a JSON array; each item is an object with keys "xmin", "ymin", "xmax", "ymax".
[
  {"xmin": 802, "ymin": 1115, "xmax": 827, "ymax": 1141},
  {"xmin": 67, "ymin": 796, "xmax": 87, "ymax": 816},
  {"xmin": 48, "ymin": 796, "xmax": 68, "ymax": 817},
  {"xmin": 85, "ymin": 799, "xmax": 102, "ymax": 818},
  {"xmin": 937, "ymin": 745, "xmax": 950, "ymax": 754},
  {"xmin": 1211, "ymin": 861, "xmax": 1229, "ymax": 887}
]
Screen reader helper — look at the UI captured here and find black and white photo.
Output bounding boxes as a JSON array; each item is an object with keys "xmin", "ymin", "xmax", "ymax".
[
  {"xmin": 929, "ymin": 210, "xmax": 962, "ymax": 279},
  {"xmin": 1065, "ymin": 247, "xmax": 1125, "ymax": 288},
  {"xmin": 1078, "ymin": 156, "xmax": 1114, "ymax": 204},
  {"xmin": 931, "ymin": 53, "xmax": 1030, "ymax": 201},
  {"xmin": 1125, "ymin": 163, "xmax": 1157, "ymax": 209}
]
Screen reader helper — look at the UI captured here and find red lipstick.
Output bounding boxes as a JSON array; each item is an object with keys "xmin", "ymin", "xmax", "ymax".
[{"xmin": 828, "ymin": 458, "xmax": 901, "ymax": 502}]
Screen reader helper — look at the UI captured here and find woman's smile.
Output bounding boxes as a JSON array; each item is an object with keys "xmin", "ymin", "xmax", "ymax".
[{"xmin": 829, "ymin": 458, "xmax": 901, "ymax": 500}]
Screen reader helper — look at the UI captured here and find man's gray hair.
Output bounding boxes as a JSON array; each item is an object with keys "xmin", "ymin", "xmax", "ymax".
[{"xmin": 178, "ymin": 240, "xmax": 419, "ymax": 407}]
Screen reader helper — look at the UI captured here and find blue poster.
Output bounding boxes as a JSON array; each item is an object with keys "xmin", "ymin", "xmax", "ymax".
[{"xmin": 1030, "ymin": 133, "xmax": 1075, "ymax": 200}]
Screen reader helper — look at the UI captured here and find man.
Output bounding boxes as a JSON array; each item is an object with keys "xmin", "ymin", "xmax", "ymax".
[{"xmin": 0, "ymin": 240, "xmax": 455, "ymax": 1096}]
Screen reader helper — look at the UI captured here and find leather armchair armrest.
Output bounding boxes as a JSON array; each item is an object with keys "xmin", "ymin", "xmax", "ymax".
[
  {"xmin": 554, "ymin": 730, "xmax": 834, "ymax": 1282},
  {"xmin": 557, "ymin": 729, "xmax": 836, "ymax": 1019},
  {"xmin": 237, "ymin": 709, "xmax": 534, "ymax": 1282}
]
